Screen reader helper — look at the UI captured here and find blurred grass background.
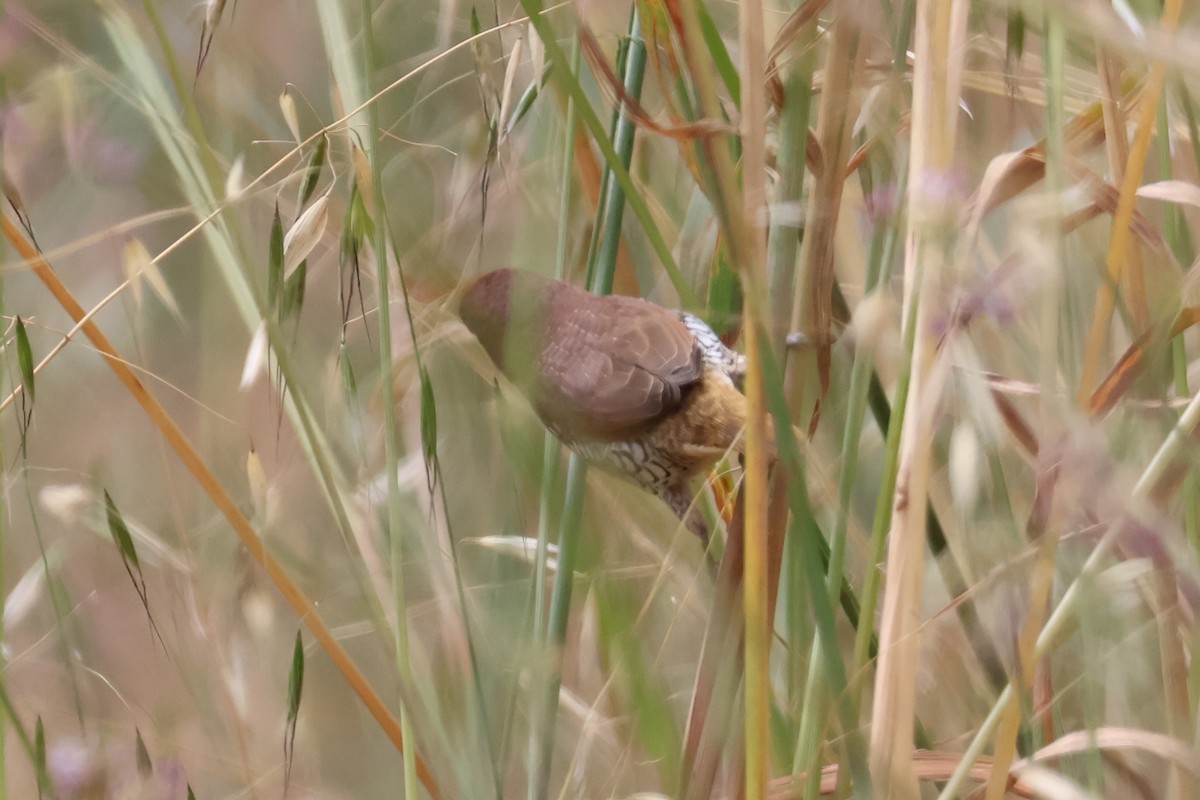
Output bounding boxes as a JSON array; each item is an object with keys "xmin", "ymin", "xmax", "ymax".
[{"xmin": 1, "ymin": 0, "xmax": 1199, "ymax": 798}]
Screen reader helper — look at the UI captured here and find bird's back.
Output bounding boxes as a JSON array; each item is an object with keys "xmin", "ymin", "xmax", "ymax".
[{"xmin": 460, "ymin": 269, "xmax": 703, "ymax": 442}]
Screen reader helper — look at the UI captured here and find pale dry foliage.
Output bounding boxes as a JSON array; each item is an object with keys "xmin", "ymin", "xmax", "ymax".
[{"xmin": 1, "ymin": 1, "xmax": 1199, "ymax": 799}]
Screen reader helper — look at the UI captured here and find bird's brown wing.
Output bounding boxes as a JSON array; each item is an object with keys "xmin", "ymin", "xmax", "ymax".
[{"xmin": 535, "ymin": 286, "xmax": 702, "ymax": 441}]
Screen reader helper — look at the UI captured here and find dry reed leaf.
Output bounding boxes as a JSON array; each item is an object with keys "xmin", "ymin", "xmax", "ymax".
[
  {"xmin": 279, "ymin": 87, "xmax": 301, "ymax": 144},
  {"xmin": 579, "ymin": 27, "xmax": 732, "ymax": 141},
  {"xmin": 1070, "ymin": 165, "xmax": 1170, "ymax": 261},
  {"xmin": 970, "ymin": 148, "xmax": 1168, "ymax": 263},
  {"xmin": 989, "ymin": 387, "xmax": 1039, "ymax": 457},
  {"xmin": 1136, "ymin": 179, "xmax": 1200, "ymax": 209},
  {"xmin": 966, "ymin": 100, "xmax": 1108, "ymax": 222},
  {"xmin": 1087, "ymin": 306, "xmax": 1200, "ymax": 418},
  {"xmin": 122, "ymin": 237, "xmax": 181, "ymax": 319},
  {"xmin": 1025, "ymin": 727, "xmax": 1200, "ymax": 777},
  {"xmin": 966, "ymin": 150, "xmax": 1031, "ymax": 237},
  {"xmin": 283, "ymin": 189, "xmax": 330, "ymax": 276},
  {"xmin": 765, "ymin": 0, "xmax": 831, "ymax": 73}
]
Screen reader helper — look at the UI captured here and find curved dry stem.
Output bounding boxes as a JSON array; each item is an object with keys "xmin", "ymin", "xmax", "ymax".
[{"xmin": 1, "ymin": 215, "xmax": 440, "ymax": 799}]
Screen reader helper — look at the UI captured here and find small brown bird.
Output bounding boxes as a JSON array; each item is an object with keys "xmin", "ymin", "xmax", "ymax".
[{"xmin": 459, "ymin": 268, "xmax": 752, "ymax": 545}]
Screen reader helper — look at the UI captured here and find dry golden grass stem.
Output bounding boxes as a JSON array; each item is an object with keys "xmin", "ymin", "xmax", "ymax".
[
  {"xmin": 737, "ymin": 0, "xmax": 771, "ymax": 795},
  {"xmin": 1077, "ymin": 0, "xmax": 1185, "ymax": 405},
  {"xmin": 869, "ymin": 0, "xmax": 968, "ymax": 796},
  {"xmin": 1097, "ymin": 49, "xmax": 1149, "ymax": 333},
  {"xmin": 1, "ymin": 215, "xmax": 440, "ymax": 798}
]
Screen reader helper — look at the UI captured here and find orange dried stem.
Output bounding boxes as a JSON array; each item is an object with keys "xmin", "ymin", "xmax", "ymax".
[{"xmin": 2, "ymin": 216, "xmax": 439, "ymax": 798}]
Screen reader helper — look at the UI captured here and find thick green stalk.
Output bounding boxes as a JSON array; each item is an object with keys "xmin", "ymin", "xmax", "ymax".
[
  {"xmin": 518, "ymin": 0, "xmax": 694, "ymax": 306},
  {"xmin": 758, "ymin": 349, "xmax": 873, "ymax": 796},
  {"xmin": 526, "ymin": 34, "xmax": 580, "ymax": 797},
  {"xmin": 532, "ymin": 10, "xmax": 643, "ymax": 797},
  {"xmin": 590, "ymin": 13, "xmax": 646, "ymax": 296},
  {"xmin": 531, "ymin": 456, "xmax": 587, "ymax": 799},
  {"xmin": 765, "ymin": 31, "xmax": 816, "ymax": 786}
]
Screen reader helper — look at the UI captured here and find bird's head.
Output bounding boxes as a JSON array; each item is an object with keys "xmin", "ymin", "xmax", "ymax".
[{"xmin": 458, "ymin": 268, "xmax": 554, "ymax": 383}]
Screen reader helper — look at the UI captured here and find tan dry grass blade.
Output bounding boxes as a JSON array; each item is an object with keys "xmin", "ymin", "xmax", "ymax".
[
  {"xmin": 579, "ymin": 27, "xmax": 732, "ymax": 142},
  {"xmin": 1138, "ymin": 179, "xmax": 1200, "ymax": 209},
  {"xmin": 764, "ymin": 0, "xmax": 831, "ymax": 77},
  {"xmin": 1, "ymin": 216, "xmax": 441, "ymax": 799},
  {"xmin": 965, "ymin": 98, "xmax": 1108, "ymax": 222},
  {"xmin": 1022, "ymin": 727, "xmax": 1200, "ymax": 777},
  {"xmin": 1097, "ymin": 49, "xmax": 1149, "ymax": 334},
  {"xmin": 1087, "ymin": 306, "xmax": 1200, "ymax": 418}
]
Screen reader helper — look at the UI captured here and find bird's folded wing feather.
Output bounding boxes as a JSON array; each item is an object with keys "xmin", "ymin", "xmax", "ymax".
[{"xmin": 535, "ymin": 292, "xmax": 702, "ymax": 441}]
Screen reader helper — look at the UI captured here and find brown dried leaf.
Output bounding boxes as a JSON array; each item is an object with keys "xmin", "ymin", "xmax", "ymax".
[
  {"xmin": 765, "ymin": 0, "xmax": 832, "ymax": 75},
  {"xmin": 1087, "ymin": 306, "xmax": 1200, "ymax": 418},
  {"xmin": 579, "ymin": 27, "xmax": 733, "ymax": 142}
]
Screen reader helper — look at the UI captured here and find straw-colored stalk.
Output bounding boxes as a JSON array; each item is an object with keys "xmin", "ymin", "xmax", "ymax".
[
  {"xmin": 868, "ymin": 0, "xmax": 968, "ymax": 796},
  {"xmin": 738, "ymin": 0, "xmax": 771, "ymax": 796}
]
